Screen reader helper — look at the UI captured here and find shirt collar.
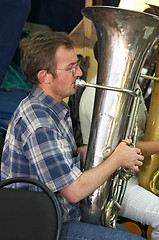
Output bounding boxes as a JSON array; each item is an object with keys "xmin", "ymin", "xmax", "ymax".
[{"xmin": 30, "ymin": 85, "xmax": 70, "ymax": 120}]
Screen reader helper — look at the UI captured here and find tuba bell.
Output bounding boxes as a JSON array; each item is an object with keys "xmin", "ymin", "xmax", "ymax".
[{"xmin": 76, "ymin": 6, "xmax": 159, "ymax": 228}]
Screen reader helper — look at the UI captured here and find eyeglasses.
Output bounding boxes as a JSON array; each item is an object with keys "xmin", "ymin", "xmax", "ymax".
[{"xmin": 57, "ymin": 59, "xmax": 81, "ymax": 77}]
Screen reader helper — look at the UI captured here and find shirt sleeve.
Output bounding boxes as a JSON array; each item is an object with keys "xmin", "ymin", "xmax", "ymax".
[{"xmin": 23, "ymin": 127, "xmax": 82, "ymax": 192}]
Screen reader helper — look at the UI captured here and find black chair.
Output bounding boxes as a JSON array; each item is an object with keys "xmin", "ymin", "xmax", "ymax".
[
  {"xmin": 0, "ymin": 177, "xmax": 63, "ymax": 240},
  {"xmin": 0, "ymin": 127, "xmax": 6, "ymax": 159},
  {"xmin": 0, "ymin": 127, "xmax": 7, "ymax": 180}
]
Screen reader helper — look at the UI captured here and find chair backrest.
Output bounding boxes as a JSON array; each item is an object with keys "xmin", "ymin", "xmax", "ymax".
[
  {"xmin": 0, "ymin": 127, "xmax": 6, "ymax": 158},
  {"xmin": 0, "ymin": 127, "xmax": 7, "ymax": 180},
  {"xmin": 0, "ymin": 177, "xmax": 62, "ymax": 240}
]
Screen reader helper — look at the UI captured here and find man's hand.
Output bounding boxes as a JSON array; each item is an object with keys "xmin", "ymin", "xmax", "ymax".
[{"xmin": 112, "ymin": 139, "xmax": 144, "ymax": 172}]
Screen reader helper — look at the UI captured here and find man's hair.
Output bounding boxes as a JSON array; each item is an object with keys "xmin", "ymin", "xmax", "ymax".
[{"xmin": 19, "ymin": 31, "xmax": 74, "ymax": 85}]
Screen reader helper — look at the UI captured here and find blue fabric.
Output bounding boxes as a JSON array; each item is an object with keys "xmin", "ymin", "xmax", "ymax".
[
  {"xmin": 61, "ymin": 222, "xmax": 145, "ymax": 240},
  {"xmin": 0, "ymin": 90, "xmax": 28, "ymax": 129},
  {"xmin": 0, "ymin": 0, "xmax": 31, "ymax": 83},
  {"xmin": 0, "ymin": 119, "xmax": 8, "ymax": 129},
  {"xmin": 1, "ymin": 86, "xmax": 82, "ymax": 222}
]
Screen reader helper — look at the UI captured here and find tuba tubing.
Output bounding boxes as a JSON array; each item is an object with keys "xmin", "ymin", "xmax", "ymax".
[
  {"xmin": 80, "ymin": 6, "xmax": 159, "ymax": 228},
  {"xmin": 138, "ymin": 44, "xmax": 159, "ymax": 195}
]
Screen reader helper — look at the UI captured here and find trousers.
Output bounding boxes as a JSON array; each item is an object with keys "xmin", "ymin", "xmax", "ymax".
[
  {"xmin": 61, "ymin": 221, "xmax": 145, "ymax": 240},
  {"xmin": 119, "ymin": 176, "xmax": 159, "ymax": 240}
]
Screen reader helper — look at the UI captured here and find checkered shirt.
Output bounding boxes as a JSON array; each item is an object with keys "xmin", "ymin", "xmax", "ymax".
[{"xmin": 1, "ymin": 85, "xmax": 82, "ymax": 222}]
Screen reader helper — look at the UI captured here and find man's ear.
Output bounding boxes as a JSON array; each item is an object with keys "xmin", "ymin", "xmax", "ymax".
[{"xmin": 37, "ymin": 70, "xmax": 51, "ymax": 84}]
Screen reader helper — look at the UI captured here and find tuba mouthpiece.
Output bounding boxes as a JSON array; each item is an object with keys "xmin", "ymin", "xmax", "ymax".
[{"xmin": 75, "ymin": 78, "xmax": 86, "ymax": 89}]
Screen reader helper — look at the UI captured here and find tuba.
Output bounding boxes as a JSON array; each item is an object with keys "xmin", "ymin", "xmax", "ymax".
[
  {"xmin": 138, "ymin": 4, "xmax": 159, "ymax": 196},
  {"xmin": 76, "ymin": 6, "xmax": 159, "ymax": 228}
]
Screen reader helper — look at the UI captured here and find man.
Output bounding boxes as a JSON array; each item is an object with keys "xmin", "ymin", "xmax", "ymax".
[{"xmin": 1, "ymin": 31, "xmax": 144, "ymax": 240}]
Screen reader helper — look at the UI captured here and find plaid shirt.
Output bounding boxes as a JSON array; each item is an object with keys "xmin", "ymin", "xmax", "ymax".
[{"xmin": 1, "ymin": 85, "xmax": 82, "ymax": 222}]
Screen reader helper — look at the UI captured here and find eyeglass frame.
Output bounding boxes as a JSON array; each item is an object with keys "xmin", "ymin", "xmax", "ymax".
[{"xmin": 56, "ymin": 59, "xmax": 81, "ymax": 76}]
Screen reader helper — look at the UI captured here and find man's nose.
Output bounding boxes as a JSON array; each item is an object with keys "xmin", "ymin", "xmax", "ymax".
[{"xmin": 76, "ymin": 65, "xmax": 83, "ymax": 77}]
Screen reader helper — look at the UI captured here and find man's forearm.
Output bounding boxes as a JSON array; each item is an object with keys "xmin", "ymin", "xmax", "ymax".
[{"xmin": 136, "ymin": 140, "xmax": 159, "ymax": 157}]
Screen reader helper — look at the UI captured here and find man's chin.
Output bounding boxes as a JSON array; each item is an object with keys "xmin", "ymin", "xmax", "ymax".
[
  {"xmin": 71, "ymin": 87, "xmax": 77, "ymax": 96},
  {"xmin": 63, "ymin": 88, "xmax": 77, "ymax": 100}
]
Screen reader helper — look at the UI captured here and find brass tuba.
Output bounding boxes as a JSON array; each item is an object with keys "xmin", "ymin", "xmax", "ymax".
[
  {"xmin": 76, "ymin": 6, "xmax": 159, "ymax": 228},
  {"xmin": 138, "ymin": 4, "xmax": 159, "ymax": 196}
]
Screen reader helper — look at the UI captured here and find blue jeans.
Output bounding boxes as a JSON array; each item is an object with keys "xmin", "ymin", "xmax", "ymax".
[{"xmin": 61, "ymin": 221, "xmax": 145, "ymax": 240}]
